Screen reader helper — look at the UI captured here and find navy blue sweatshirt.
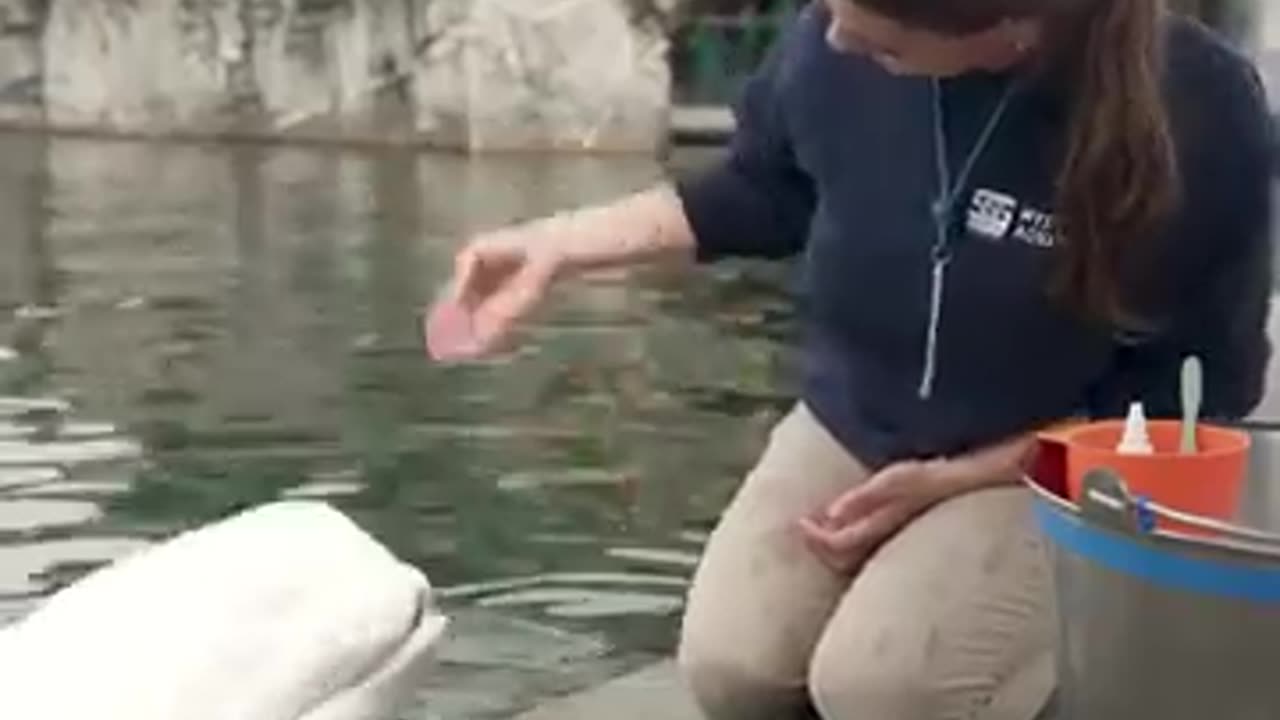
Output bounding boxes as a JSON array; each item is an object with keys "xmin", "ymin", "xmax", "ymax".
[{"xmin": 677, "ymin": 6, "xmax": 1275, "ymax": 468}]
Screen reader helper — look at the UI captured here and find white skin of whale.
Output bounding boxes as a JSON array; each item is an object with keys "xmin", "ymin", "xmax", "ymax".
[{"xmin": 0, "ymin": 501, "xmax": 448, "ymax": 720}]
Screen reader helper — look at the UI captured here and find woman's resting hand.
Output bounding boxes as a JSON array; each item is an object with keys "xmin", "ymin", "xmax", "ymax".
[
  {"xmin": 798, "ymin": 434, "xmax": 1037, "ymax": 573},
  {"xmin": 797, "ymin": 460, "xmax": 944, "ymax": 574}
]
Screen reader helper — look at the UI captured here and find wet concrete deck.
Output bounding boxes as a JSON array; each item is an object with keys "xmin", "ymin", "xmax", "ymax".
[{"xmin": 515, "ymin": 661, "xmax": 699, "ymax": 720}]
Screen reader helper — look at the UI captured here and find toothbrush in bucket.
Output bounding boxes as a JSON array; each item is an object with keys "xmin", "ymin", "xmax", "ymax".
[{"xmin": 1181, "ymin": 355, "xmax": 1202, "ymax": 454}]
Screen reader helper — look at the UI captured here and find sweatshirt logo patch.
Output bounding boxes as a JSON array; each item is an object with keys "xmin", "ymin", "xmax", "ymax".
[
  {"xmin": 966, "ymin": 189, "xmax": 1017, "ymax": 239},
  {"xmin": 966, "ymin": 189, "xmax": 1057, "ymax": 248}
]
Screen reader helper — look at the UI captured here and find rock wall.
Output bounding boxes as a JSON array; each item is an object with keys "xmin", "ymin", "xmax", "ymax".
[
  {"xmin": 0, "ymin": 0, "xmax": 676, "ymax": 153},
  {"xmin": 0, "ymin": 0, "xmax": 45, "ymax": 123},
  {"xmin": 414, "ymin": 0, "xmax": 672, "ymax": 151}
]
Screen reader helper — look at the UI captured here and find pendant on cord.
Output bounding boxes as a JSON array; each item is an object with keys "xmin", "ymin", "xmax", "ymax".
[{"xmin": 917, "ymin": 244, "xmax": 951, "ymax": 400}]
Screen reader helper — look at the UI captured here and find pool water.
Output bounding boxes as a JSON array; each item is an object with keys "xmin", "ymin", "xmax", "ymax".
[{"xmin": 0, "ymin": 134, "xmax": 800, "ymax": 718}]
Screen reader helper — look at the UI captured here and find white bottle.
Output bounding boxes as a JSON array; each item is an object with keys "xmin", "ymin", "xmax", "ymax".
[{"xmin": 1117, "ymin": 401, "xmax": 1155, "ymax": 455}]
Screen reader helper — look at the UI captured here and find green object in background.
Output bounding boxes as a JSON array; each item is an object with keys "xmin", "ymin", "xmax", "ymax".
[
  {"xmin": 675, "ymin": 1, "xmax": 799, "ymax": 105},
  {"xmin": 690, "ymin": 23, "xmax": 730, "ymax": 103}
]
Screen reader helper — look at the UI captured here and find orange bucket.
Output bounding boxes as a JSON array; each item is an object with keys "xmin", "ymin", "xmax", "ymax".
[{"xmin": 1036, "ymin": 420, "xmax": 1251, "ymax": 527}]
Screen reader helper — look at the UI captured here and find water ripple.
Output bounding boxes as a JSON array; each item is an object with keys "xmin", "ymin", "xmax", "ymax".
[
  {"xmin": 0, "ymin": 439, "xmax": 142, "ymax": 467},
  {"xmin": 0, "ymin": 469, "xmax": 63, "ymax": 491},
  {"xmin": 478, "ymin": 588, "xmax": 684, "ymax": 619},
  {"xmin": 440, "ymin": 572, "xmax": 688, "ymax": 601},
  {"xmin": 0, "ymin": 500, "xmax": 100, "ymax": 532},
  {"xmin": 606, "ymin": 547, "xmax": 701, "ymax": 569},
  {"xmin": 0, "ymin": 538, "xmax": 152, "ymax": 596}
]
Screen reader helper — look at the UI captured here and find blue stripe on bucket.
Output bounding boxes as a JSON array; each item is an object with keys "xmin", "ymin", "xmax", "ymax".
[{"xmin": 1033, "ymin": 500, "xmax": 1280, "ymax": 603}]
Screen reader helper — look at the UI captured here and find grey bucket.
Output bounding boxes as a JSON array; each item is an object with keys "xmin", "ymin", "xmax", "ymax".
[{"xmin": 1029, "ymin": 469, "xmax": 1280, "ymax": 720}]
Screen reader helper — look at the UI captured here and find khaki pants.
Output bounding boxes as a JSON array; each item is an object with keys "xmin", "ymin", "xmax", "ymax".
[{"xmin": 677, "ymin": 403, "xmax": 1056, "ymax": 720}]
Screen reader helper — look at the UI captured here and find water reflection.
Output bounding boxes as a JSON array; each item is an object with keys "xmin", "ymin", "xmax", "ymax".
[{"xmin": 0, "ymin": 133, "xmax": 797, "ymax": 717}]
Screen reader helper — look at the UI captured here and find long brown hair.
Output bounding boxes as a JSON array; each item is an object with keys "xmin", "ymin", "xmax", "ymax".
[{"xmin": 852, "ymin": 0, "xmax": 1180, "ymax": 329}]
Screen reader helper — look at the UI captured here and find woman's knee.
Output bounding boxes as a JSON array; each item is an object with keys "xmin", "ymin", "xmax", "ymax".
[
  {"xmin": 807, "ymin": 641, "xmax": 932, "ymax": 720},
  {"xmin": 808, "ymin": 641, "xmax": 1055, "ymax": 720},
  {"xmin": 806, "ymin": 487, "xmax": 1055, "ymax": 720},
  {"xmin": 677, "ymin": 635, "xmax": 811, "ymax": 720}
]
